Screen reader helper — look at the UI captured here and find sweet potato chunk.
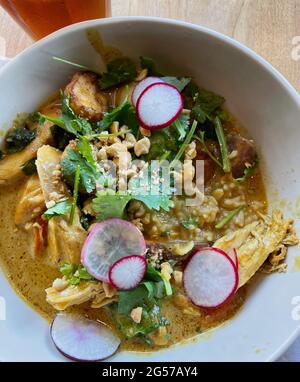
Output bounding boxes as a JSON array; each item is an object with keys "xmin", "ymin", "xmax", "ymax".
[{"xmin": 64, "ymin": 71, "xmax": 108, "ymax": 121}]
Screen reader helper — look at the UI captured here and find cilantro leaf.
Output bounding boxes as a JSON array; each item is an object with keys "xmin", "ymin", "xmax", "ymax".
[
  {"xmin": 92, "ymin": 191, "xmax": 132, "ymax": 221},
  {"xmin": 59, "ymin": 262, "xmax": 93, "ymax": 285},
  {"xmin": 92, "ymin": 167, "xmax": 173, "ymax": 221},
  {"xmin": 77, "ymin": 137, "xmax": 97, "ymax": 169},
  {"xmin": 59, "ymin": 262, "xmax": 76, "ymax": 276},
  {"xmin": 100, "ymin": 57, "xmax": 137, "ymax": 90},
  {"xmin": 162, "ymin": 76, "xmax": 191, "ymax": 92},
  {"xmin": 61, "ymin": 149, "xmax": 98, "ymax": 193},
  {"xmin": 43, "ymin": 198, "xmax": 72, "ymax": 220},
  {"xmin": 140, "ymin": 56, "xmax": 163, "ymax": 76},
  {"xmin": 172, "ymin": 113, "xmax": 190, "ymax": 141},
  {"xmin": 39, "ymin": 92, "xmax": 93, "ymax": 137},
  {"xmin": 192, "ymin": 89, "xmax": 225, "ymax": 124},
  {"xmin": 100, "ymin": 97, "xmax": 138, "ymax": 132}
]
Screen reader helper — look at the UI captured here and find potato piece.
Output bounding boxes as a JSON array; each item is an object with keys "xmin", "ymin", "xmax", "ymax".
[{"xmin": 64, "ymin": 71, "xmax": 108, "ymax": 121}]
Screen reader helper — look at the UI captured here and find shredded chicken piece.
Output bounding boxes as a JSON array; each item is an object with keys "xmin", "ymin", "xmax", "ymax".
[
  {"xmin": 149, "ymin": 326, "xmax": 169, "ymax": 346},
  {"xmin": 46, "ymin": 279, "xmax": 117, "ymax": 311},
  {"xmin": 214, "ymin": 210, "xmax": 298, "ymax": 287},
  {"xmin": 14, "ymin": 175, "xmax": 45, "ymax": 226}
]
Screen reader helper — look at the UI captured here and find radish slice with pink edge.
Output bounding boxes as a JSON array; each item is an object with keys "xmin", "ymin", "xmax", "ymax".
[
  {"xmin": 227, "ymin": 248, "xmax": 238, "ymax": 268},
  {"xmin": 109, "ymin": 255, "xmax": 147, "ymax": 290},
  {"xmin": 51, "ymin": 314, "xmax": 121, "ymax": 361},
  {"xmin": 136, "ymin": 82, "xmax": 183, "ymax": 130},
  {"xmin": 183, "ymin": 247, "xmax": 238, "ymax": 308},
  {"xmin": 132, "ymin": 76, "xmax": 165, "ymax": 107},
  {"xmin": 81, "ymin": 218, "xmax": 146, "ymax": 283}
]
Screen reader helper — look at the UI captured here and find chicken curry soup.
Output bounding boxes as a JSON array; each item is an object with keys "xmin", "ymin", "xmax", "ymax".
[{"xmin": 0, "ymin": 56, "xmax": 298, "ymax": 359}]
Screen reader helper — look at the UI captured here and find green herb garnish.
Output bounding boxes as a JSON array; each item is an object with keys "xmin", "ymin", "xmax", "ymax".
[
  {"xmin": 181, "ymin": 216, "xmax": 198, "ymax": 230},
  {"xmin": 61, "ymin": 149, "xmax": 98, "ymax": 194},
  {"xmin": 214, "ymin": 116, "xmax": 231, "ymax": 173},
  {"xmin": 170, "ymin": 120, "xmax": 198, "ymax": 166},
  {"xmin": 235, "ymin": 157, "xmax": 259, "ymax": 183},
  {"xmin": 59, "ymin": 262, "xmax": 93, "ymax": 285},
  {"xmin": 215, "ymin": 205, "xmax": 246, "ymax": 229},
  {"xmin": 172, "ymin": 113, "xmax": 190, "ymax": 141},
  {"xmin": 21, "ymin": 158, "xmax": 37, "ymax": 175},
  {"xmin": 69, "ymin": 165, "xmax": 80, "ymax": 224},
  {"xmin": 194, "ymin": 131, "xmax": 222, "ymax": 168},
  {"xmin": 100, "ymin": 57, "xmax": 137, "ymax": 90},
  {"xmin": 191, "ymin": 88, "xmax": 225, "ymax": 124},
  {"xmin": 5, "ymin": 127, "xmax": 36, "ymax": 154},
  {"xmin": 43, "ymin": 198, "xmax": 72, "ymax": 220}
]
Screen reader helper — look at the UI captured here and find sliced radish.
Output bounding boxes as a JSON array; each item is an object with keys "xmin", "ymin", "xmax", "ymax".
[
  {"xmin": 51, "ymin": 314, "xmax": 120, "ymax": 361},
  {"xmin": 136, "ymin": 82, "xmax": 183, "ymax": 130},
  {"xmin": 109, "ymin": 255, "xmax": 146, "ymax": 290},
  {"xmin": 81, "ymin": 218, "xmax": 146, "ymax": 283},
  {"xmin": 132, "ymin": 76, "xmax": 165, "ymax": 107},
  {"xmin": 183, "ymin": 247, "xmax": 238, "ymax": 308},
  {"xmin": 227, "ymin": 248, "xmax": 238, "ymax": 268}
]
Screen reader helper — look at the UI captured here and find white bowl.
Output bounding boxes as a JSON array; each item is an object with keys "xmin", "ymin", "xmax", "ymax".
[{"xmin": 0, "ymin": 16, "xmax": 300, "ymax": 362}]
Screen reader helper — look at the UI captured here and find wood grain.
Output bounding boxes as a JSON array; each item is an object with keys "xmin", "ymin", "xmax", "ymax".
[{"xmin": 0, "ymin": 0, "xmax": 299, "ymax": 90}]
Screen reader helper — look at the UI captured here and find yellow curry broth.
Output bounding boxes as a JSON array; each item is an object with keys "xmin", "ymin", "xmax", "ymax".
[{"xmin": 0, "ymin": 112, "xmax": 268, "ymax": 351}]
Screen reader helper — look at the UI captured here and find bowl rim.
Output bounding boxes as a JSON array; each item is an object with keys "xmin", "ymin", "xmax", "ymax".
[{"xmin": 1, "ymin": 15, "xmax": 300, "ymax": 362}]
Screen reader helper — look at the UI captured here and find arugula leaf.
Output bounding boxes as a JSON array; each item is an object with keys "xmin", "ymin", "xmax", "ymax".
[
  {"xmin": 61, "ymin": 149, "xmax": 98, "ymax": 193},
  {"xmin": 43, "ymin": 198, "xmax": 72, "ymax": 220},
  {"xmin": 140, "ymin": 56, "xmax": 163, "ymax": 76},
  {"xmin": 5, "ymin": 127, "xmax": 36, "ymax": 153},
  {"xmin": 215, "ymin": 204, "xmax": 246, "ymax": 229},
  {"xmin": 100, "ymin": 57, "xmax": 137, "ymax": 90},
  {"xmin": 162, "ymin": 76, "xmax": 191, "ymax": 92},
  {"xmin": 21, "ymin": 158, "xmax": 37, "ymax": 175},
  {"xmin": 235, "ymin": 157, "xmax": 259, "ymax": 183},
  {"xmin": 100, "ymin": 97, "xmax": 138, "ymax": 132},
  {"xmin": 191, "ymin": 89, "xmax": 225, "ymax": 124},
  {"xmin": 172, "ymin": 113, "xmax": 190, "ymax": 141},
  {"xmin": 182, "ymin": 216, "xmax": 198, "ymax": 230}
]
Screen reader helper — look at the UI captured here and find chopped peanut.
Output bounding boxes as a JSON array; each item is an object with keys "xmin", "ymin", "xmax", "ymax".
[
  {"xmin": 134, "ymin": 137, "xmax": 150, "ymax": 157},
  {"xmin": 130, "ymin": 307, "xmax": 143, "ymax": 323}
]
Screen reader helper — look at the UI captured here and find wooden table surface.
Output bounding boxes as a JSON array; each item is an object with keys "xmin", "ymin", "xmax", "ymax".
[{"xmin": 0, "ymin": 0, "xmax": 299, "ymax": 91}]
